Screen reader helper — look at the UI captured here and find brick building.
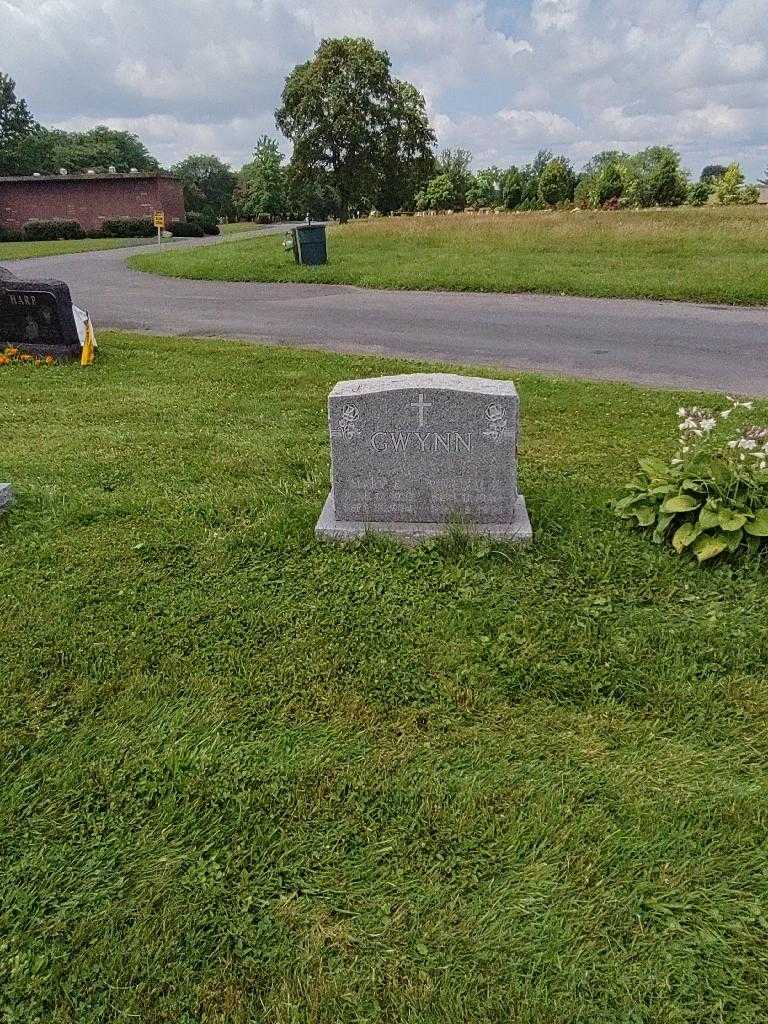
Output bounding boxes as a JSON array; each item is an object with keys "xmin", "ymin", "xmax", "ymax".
[{"xmin": 0, "ymin": 171, "xmax": 185, "ymax": 233}]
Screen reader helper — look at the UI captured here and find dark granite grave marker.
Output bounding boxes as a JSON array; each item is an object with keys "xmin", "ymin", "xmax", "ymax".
[{"xmin": 0, "ymin": 270, "xmax": 81, "ymax": 361}]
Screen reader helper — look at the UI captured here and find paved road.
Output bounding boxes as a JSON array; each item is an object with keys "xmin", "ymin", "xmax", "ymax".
[{"xmin": 4, "ymin": 224, "xmax": 768, "ymax": 395}]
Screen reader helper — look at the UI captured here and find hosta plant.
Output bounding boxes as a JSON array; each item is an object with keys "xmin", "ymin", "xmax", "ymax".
[{"xmin": 614, "ymin": 398, "xmax": 768, "ymax": 562}]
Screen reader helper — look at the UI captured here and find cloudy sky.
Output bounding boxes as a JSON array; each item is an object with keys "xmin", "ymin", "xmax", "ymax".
[{"xmin": 2, "ymin": 0, "xmax": 767, "ymax": 178}]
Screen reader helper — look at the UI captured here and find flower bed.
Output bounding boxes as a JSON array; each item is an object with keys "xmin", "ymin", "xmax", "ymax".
[
  {"xmin": 0, "ymin": 346, "xmax": 56, "ymax": 366},
  {"xmin": 615, "ymin": 397, "xmax": 768, "ymax": 562}
]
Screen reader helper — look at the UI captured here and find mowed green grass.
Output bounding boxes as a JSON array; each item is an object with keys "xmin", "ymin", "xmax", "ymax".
[
  {"xmin": 129, "ymin": 206, "xmax": 768, "ymax": 305},
  {"xmin": 2, "ymin": 332, "xmax": 768, "ymax": 1023},
  {"xmin": 220, "ymin": 221, "xmax": 270, "ymax": 235},
  {"xmin": 0, "ymin": 235, "xmax": 162, "ymax": 261}
]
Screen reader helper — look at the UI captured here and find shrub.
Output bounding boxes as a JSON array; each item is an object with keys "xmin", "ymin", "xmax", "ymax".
[
  {"xmin": 593, "ymin": 163, "xmax": 623, "ymax": 206},
  {"xmin": 714, "ymin": 163, "xmax": 757, "ymax": 205},
  {"xmin": 516, "ymin": 197, "xmax": 546, "ymax": 212},
  {"xmin": 416, "ymin": 173, "xmax": 457, "ymax": 212},
  {"xmin": 465, "ymin": 169, "xmax": 503, "ymax": 210},
  {"xmin": 22, "ymin": 219, "xmax": 85, "ymax": 241},
  {"xmin": 614, "ymin": 398, "xmax": 768, "ymax": 563},
  {"xmin": 0, "ymin": 228, "xmax": 24, "ymax": 243},
  {"xmin": 101, "ymin": 217, "xmax": 155, "ymax": 238},
  {"xmin": 501, "ymin": 167, "xmax": 524, "ymax": 210},
  {"xmin": 188, "ymin": 212, "xmax": 220, "ymax": 235},
  {"xmin": 167, "ymin": 221, "xmax": 205, "ymax": 237},
  {"xmin": 538, "ymin": 159, "xmax": 574, "ymax": 206},
  {"xmin": 739, "ymin": 184, "xmax": 759, "ymax": 205},
  {"xmin": 686, "ymin": 181, "xmax": 711, "ymax": 206},
  {"xmin": 573, "ymin": 177, "xmax": 593, "ymax": 209}
]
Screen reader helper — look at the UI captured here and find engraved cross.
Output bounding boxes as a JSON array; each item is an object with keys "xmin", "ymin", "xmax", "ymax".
[{"xmin": 410, "ymin": 392, "xmax": 432, "ymax": 428}]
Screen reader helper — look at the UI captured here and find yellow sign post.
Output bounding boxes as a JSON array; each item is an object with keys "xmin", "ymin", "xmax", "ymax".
[{"xmin": 153, "ymin": 211, "xmax": 165, "ymax": 243}]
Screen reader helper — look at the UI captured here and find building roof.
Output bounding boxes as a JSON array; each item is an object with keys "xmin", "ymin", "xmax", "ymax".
[{"xmin": 0, "ymin": 171, "xmax": 178, "ymax": 184}]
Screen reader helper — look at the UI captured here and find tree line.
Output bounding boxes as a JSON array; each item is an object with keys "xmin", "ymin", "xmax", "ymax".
[{"xmin": 1, "ymin": 39, "xmax": 763, "ymax": 227}]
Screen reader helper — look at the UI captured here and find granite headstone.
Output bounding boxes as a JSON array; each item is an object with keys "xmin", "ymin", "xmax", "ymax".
[
  {"xmin": 316, "ymin": 372, "xmax": 532, "ymax": 543},
  {"xmin": 0, "ymin": 269, "xmax": 81, "ymax": 361}
]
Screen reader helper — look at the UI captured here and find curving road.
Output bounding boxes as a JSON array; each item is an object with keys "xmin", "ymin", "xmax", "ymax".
[{"xmin": 4, "ymin": 224, "xmax": 768, "ymax": 395}]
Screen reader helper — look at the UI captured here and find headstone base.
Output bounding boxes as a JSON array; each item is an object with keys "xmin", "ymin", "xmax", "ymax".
[
  {"xmin": 0, "ymin": 484, "xmax": 13, "ymax": 510},
  {"xmin": 315, "ymin": 491, "xmax": 532, "ymax": 546}
]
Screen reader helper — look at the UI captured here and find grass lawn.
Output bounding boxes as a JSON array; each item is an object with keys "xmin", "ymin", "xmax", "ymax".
[
  {"xmin": 2, "ymin": 332, "xmax": 768, "ymax": 1023},
  {"xmin": 220, "ymin": 221, "xmax": 270, "ymax": 235},
  {"xmin": 0, "ymin": 235, "xmax": 167, "ymax": 261},
  {"xmin": 129, "ymin": 206, "xmax": 768, "ymax": 305}
]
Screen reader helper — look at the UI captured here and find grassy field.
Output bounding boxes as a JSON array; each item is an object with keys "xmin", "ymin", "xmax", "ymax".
[
  {"xmin": 2, "ymin": 332, "xmax": 768, "ymax": 1023},
  {"xmin": 220, "ymin": 221, "xmax": 269, "ymax": 235},
  {"xmin": 129, "ymin": 206, "xmax": 768, "ymax": 304},
  {"xmin": 0, "ymin": 235, "xmax": 165, "ymax": 261}
]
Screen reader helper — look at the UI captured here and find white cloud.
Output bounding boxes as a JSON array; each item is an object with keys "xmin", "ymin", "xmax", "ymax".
[
  {"xmin": 532, "ymin": 0, "xmax": 585, "ymax": 31},
  {"xmin": 1, "ymin": 0, "xmax": 767, "ymax": 176}
]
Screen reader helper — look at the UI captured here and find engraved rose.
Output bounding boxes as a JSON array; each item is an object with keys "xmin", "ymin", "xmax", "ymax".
[
  {"xmin": 483, "ymin": 403, "xmax": 508, "ymax": 443},
  {"xmin": 339, "ymin": 404, "xmax": 361, "ymax": 439}
]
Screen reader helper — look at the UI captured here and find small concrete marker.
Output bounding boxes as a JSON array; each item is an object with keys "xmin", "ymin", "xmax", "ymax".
[{"xmin": 316, "ymin": 372, "xmax": 532, "ymax": 545}]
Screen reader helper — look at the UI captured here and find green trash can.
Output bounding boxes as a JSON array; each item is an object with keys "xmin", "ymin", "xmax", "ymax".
[{"xmin": 291, "ymin": 224, "xmax": 327, "ymax": 266}]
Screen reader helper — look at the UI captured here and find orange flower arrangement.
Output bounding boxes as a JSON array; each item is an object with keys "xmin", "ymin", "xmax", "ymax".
[{"xmin": 1, "ymin": 347, "xmax": 57, "ymax": 367}]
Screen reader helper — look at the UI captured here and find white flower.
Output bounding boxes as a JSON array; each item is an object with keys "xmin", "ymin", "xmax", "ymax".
[
  {"xmin": 700, "ymin": 417, "xmax": 716, "ymax": 433},
  {"xmin": 719, "ymin": 409, "xmax": 731, "ymax": 419}
]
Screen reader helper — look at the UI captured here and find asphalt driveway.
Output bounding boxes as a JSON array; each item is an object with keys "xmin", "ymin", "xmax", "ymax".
[{"xmin": 4, "ymin": 224, "xmax": 768, "ymax": 394}]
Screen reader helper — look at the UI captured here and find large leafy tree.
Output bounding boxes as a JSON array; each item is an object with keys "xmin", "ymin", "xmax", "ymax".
[
  {"xmin": 538, "ymin": 157, "xmax": 575, "ymax": 206},
  {"xmin": 376, "ymin": 81, "xmax": 436, "ymax": 212},
  {"xmin": 10, "ymin": 125, "xmax": 158, "ymax": 176},
  {"xmin": 236, "ymin": 136, "xmax": 288, "ymax": 221},
  {"xmin": 276, "ymin": 37, "xmax": 434, "ymax": 220},
  {"xmin": 580, "ymin": 150, "xmax": 628, "ymax": 178},
  {"xmin": 0, "ymin": 72, "xmax": 35, "ymax": 147},
  {"xmin": 437, "ymin": 148, "xmax": 473, "ymax": 209},
  {"xmin": 0, "ymin": 72, "xmax": 38, "ymax": 174},
  {"xmin": 172, "ymin": 153, "xmax": 236, "ymax": 220},
  {"xmin": 415, "ymin": 173, "xmax": 456, "ymax": 212},
  {"xmin": 465, "ymin": 167, "xmax": 504, "ymax": 209},
  {"xmin": 43, "ymin": 125, "xmax": 158, "ymax": 173},
  {"xmin": 626, "ymin": 146, "xmax": 687, "ymax": 206},
  {"xmin": 701, "ymin": 164, "xmax": 727, "ymax": 182}
]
